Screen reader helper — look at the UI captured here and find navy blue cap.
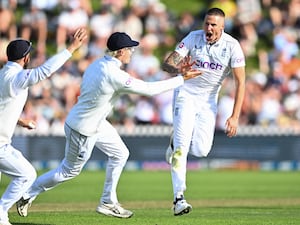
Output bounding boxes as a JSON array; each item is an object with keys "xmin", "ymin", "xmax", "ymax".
[
  {"xmin": 107, "ymin": 32, "xmax": 139, "ymax": 51},
  {"xmin": 6, "ymin": 39, "xmax": 33, "ymax": 61}
]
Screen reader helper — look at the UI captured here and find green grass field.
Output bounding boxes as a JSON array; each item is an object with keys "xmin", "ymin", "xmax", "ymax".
[{"xmin": 1, "ymin": 170, "xmax": 300, "ymax": 225}]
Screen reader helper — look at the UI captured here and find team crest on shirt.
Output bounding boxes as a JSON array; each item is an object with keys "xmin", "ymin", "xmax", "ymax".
[{"xmin": 221, "ymin": 48, "xmax": 227, "ymax": 57}]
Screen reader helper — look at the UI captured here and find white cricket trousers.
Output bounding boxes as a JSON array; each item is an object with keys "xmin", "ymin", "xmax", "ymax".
[
  {"xmin": 0, "ymin": 144, "xmax": 36, "ymax": 220},
  {"xmin": 24, "ymin": 120, "xmax": 129, "ymax": 205},
  {"xmin": 171, "ymin": 88, "xmax": 218, "ymax": 197}
]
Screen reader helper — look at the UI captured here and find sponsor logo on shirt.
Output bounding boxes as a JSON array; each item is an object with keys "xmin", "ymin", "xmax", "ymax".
[
  {"xmin": 195, "ymin": 60, "xmax": 223, "ymax": 70},
  {"xmin": 125, "ymin": 77, "xmax": 133, "ymax": 87},
  {"xmin": 235, "ymin": 57, "xmax": 244, "ymax": 64}
]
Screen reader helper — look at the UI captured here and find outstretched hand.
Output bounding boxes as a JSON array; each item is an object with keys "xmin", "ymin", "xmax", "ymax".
[
  {"xmin": 225, "ymin": 116, "xmax": 239, "ymax": 138},
  {"xmin": 180, "ymin": 56, "xmax": 203, "ymax": 80},
  {"xmin": 179, "ymin": 56, "xmax": 195, "ymax": 74},
  {"xmin": 67, "ymin": 28, "xmax": 88, "ymax": 54}
]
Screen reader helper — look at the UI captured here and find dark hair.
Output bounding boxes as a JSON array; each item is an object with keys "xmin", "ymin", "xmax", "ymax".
[{"xmin": 206, "ymin": 8, "xmax": 225, "ymax": 17}]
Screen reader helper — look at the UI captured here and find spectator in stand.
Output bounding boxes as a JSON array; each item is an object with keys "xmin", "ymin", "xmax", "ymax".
[
  {"xmin": 154, "ymin": 78, "xmax": 174, "ymax": 124},
  {"xmin": 0, "ymin": 1, "xmax": 17, "ymax": 66},
  {"xmin": 101, "ymin": 0, "xmax": 127, "ymax": 16},
  {"xmin": 20, "ymin": 0, "xmax": 48, "ymax": 64},
  {"xmin": 88, "ymin": 5, "xmax": 115, "ymax": 63},
  {"xmin": 127, "ymin": 33, "xmax": 160, "ymax": 80},
  {"xmin": 89, "ymin": 5, "xmax": 115, "ymax": 40},
  {"xmin": 130, "ymin": 0, "xmax": 154, "ymax": 28},
  {"xmin": 56, "ymin": 0, "xmax": 89, "ymax": 58},
  {"xmin": 175, "ymin": 11, "xmax": 198, "ymax": 42},
  {"xmin": 257, "ymin": 83, "xmax": 282, "ymax": 126},
  {"xmin": 113, "ymin": 8, "xmax": 144, "ymax": 41},
  {"xmin": 256, "ymin": 6, "xmax": 283, "ymax": 75},
  {"xmin": 280, "ymin": 55, "xmax": 300, "ymax": 80},
  {"xmin": 29, "ymin": 0, "xmax": 59, "ymax": 11},
  {"xmin": 133, "ymin": 96, "xmax": 159, "ymax": 124},
  {"xmin": 235, "ymin": 0, "xmax": 261, "ymax": 57},
  {"xmin": 240, "ymin": 73, "xmax": 266, "ymax": 125},
  {"xmin": 145, "ymin": 1, "xmax": 175, "ymax": 47},
  {"xmin": 216, "ymin": 78, "xmax": 236, "ymax": 131},
  {"xmin": 51, "ymin": 65, "xmax": 81, "ymax": 113},
  {"xmin": 273, "ymin": 27, "xmax": 299, "ymax": 63},
  {"xmin": 280, "ymin": 92, "xmax": 300, "ymax": 128},
  {"xmin": 286, "ymin": 0, "xmax": 300, "ymax": 28},
  {"xmin": 209, "ymin": 0, "xmax": 237, "ymax": 33}
]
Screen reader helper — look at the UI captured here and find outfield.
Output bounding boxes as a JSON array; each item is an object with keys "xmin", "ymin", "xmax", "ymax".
[{"xmin": 1, "ymin": 170, "xmax": 300, "ymax": 225}]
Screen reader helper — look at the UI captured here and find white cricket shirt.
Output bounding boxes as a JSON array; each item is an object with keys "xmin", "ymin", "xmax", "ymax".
[
  {"xmin": 66, "ymin": 55, "xmax": 184, "ymax": 136},
  {"xmin": 175, "ymin": 30, "xmax": 245, "ymax": 95},
  {"xmin": 0, "ymin": 49, "xmax": 72, "ymax": 146}
]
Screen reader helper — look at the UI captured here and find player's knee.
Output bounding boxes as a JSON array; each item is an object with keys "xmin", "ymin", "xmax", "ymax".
[
  {"xmin": 114, "ymin": 150, "xmax": 129, "ymax": 167},
  {"xmin": 19, "ymin": 166, "xmax": 37, "ymax": 186},
  {"xmin": 27, "ymin": 165, "xmax": 37, "ymax": 182},
  {"xmin": 60, "ymin": 164, "xmax": 82, "ymax": 180},
  {"xmin": 120, "ymin": 151, "xmax": 129, "ymax": 166}
]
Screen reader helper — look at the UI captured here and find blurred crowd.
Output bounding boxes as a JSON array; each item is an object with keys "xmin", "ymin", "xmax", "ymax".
[{"xmin": 1, "ymin": 0, "xmax": 300, "ymax": 135}]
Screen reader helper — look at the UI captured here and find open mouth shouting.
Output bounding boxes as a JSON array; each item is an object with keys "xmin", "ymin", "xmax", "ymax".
[{"xmin": 206, "ymin": 32, "xmax": 215, "ymax": 44}]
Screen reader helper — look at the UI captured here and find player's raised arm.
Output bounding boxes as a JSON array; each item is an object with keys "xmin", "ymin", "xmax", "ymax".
[{"xmin": 67, "ymin": 28, "xmax": 88, "ymax": 54}]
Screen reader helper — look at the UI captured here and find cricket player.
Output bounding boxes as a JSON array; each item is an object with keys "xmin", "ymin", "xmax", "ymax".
[
  {"xmin": 162, "ymin": 7, "xmax": 246, "ymax": 216},
  {"xmin": 0, "ymin": 28, "xmax": 87, "ymax": 225},
  {"xmin": 16, "ymin": 32, "xmax": 201, "ymax": 219}
]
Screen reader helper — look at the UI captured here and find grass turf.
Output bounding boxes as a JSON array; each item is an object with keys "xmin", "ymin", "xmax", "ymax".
[{"xmin": 1, "ymin": 170, "xmax": 300, "ymax": 225}]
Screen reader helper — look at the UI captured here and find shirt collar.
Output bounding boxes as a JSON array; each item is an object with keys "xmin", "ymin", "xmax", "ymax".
[
  {"xmin": 104, "ymin": 55, "xmax": 122, "ymax": 68},
  {"xmin": 6, "ymin": 61, "xmax": 23, "ymax": 69}
]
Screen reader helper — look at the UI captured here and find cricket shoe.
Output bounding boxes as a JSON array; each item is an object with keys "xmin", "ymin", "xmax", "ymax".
[
  {"xmin": 96, "ymin": 203, "xmax": 133, "ymax": 218},
  {"xmin": 16, "ymin": 197, "xmax": 31, "ymax": 217},
  {"xmin": 173, "ymin": 198, "xmax": 192, "ymax": 216}
]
